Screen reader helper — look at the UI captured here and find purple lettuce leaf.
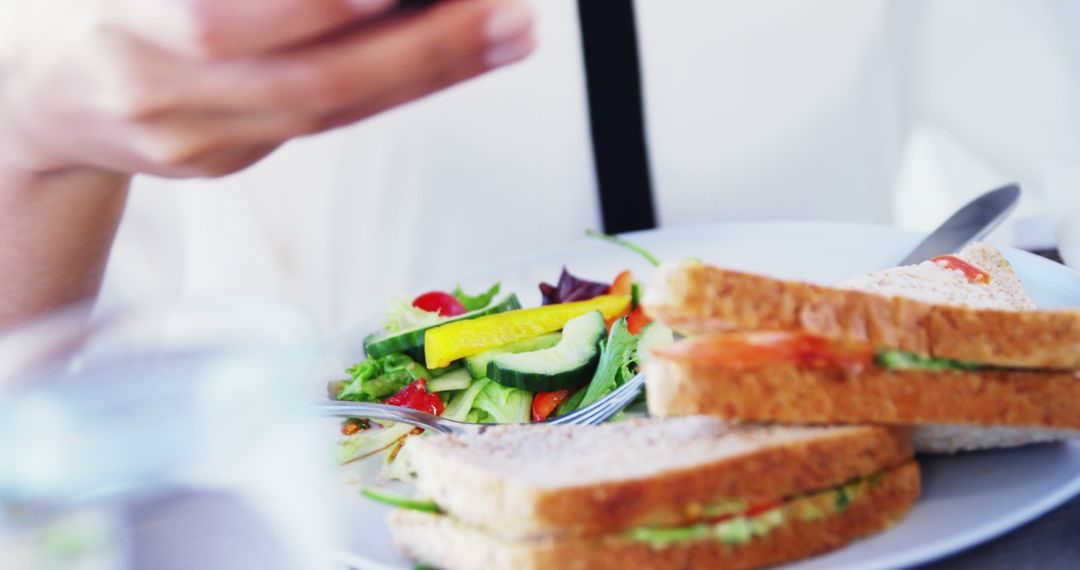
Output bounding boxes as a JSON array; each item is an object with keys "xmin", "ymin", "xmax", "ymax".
[{"xmin": 539, "ymin": 267, "xmax": 610, "ymax": 305}]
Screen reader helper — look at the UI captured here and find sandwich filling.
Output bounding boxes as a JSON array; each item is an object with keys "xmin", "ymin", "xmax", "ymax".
[
  {"xmin": 372, "ymin": 465, "xmax": 905, "ymax": 551},
  {"xmin": 619, "ymin": 469, "xmax": 886, "ymax": 549},
  {"xmin": 655, "ymin": 331, "xmax": 1045, "ymax": 373}
]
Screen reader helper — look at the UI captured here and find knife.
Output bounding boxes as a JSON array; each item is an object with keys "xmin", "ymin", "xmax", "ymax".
[{"xmin": 899, "ymin": 183, "xmax": 1021, "ymax": 265}]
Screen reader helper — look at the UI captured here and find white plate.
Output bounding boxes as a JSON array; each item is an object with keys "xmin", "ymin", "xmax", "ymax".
[{"xmin": 335, "ymin": 221, "xmax": 1080, "ymax": 570}]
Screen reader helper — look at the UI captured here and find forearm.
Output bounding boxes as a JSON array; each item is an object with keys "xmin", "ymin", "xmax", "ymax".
[{"xmin": 0, "ymin": 167, "xmax": 131, "ymax": 328}]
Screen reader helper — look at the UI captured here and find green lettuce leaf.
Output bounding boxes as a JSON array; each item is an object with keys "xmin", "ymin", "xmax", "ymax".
[
  {"xmin": 577, "ymin": 318, "xmax": 640, "ymax": 410},
  {"xmin": 875, "ymin": 349, "xmax": 988, "ymax": 372},
  {"xmin": 336, "ymin": 353, "xmax": 428, "ymax": 402},
  {"xmin": 442, "ymin": 378, "xmax": 492, "ymax": 422},
  {"xmin": 555, "ymin": 386, "xmax": 587, "ymax": 417},
  {"xmin": 452, "ymin": 282, "xmax": 501, "ymax": 312}
]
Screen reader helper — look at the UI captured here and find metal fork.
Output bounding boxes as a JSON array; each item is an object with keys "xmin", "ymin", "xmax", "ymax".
[{"xmin": 317, "ymin": 373, "xmax": 647, "ymax": 435}]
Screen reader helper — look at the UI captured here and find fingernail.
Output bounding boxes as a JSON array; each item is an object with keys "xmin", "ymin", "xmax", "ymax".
[
  {"xmin": 485, "ymin": 2, "xmax": 534, "ymax": 44},
  {"xmin": 485, "ymin": 33, "xmax": 535, "ymax": 67}
]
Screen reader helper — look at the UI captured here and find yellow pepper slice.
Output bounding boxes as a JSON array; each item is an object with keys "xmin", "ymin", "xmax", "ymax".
[{"xmin": 424, "ymin": 295, "xmax": 630, "ymax": 368}]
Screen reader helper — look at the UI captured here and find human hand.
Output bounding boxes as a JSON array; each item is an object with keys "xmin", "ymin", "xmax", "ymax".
[{"xmin": 0, "ymin": 0, "xmax": 536, "ymax": 179}]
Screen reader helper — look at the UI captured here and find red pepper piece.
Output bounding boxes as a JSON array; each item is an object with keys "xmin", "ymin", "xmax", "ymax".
[
  {"xmin": 626, "ymin": 306, "xmax": 652, "ymax": 335},
  {"xmin": 385, "ymin": 378, "xmax": 445, "ymax": 416},
  {"xmin": 532, "ymin": 389, "xmax": 573, "ymax": 422},
  {"xmin": 608, "ymin": 270, "xmax": 633, "ymax": 296}
]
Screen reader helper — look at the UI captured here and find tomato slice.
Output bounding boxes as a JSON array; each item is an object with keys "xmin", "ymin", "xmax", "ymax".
[
  {"xmin": 931, "ymin": 255, "xmax": 991, "ymax": 284},
  {"xmin": 655, "ymin": 331, "xmax": 875, "ymax": 371},
  {"xmin": 532, "ymin": 389, "xmax": 573, "ymax": 422},
  {"xmin": 744, "ymin": 500, "xmax": 783, "ymax": 517},
  {"xmin": 385, "ymin": 378, "xmax": 445, "ymax": 416},
  {"xmin": 413, "ymin": 291, "xmax": 467, "ymax": 317},
  {"xmin": 700, "ymin": 499, "xmax": 784, "ymax": 526}
]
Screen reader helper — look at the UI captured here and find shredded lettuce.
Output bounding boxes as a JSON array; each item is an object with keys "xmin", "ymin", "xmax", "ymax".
[
  {"xmin": 470, "ymin": 380, "xmax": 533, "ymax": 424},
  {"xmin": 384, "ymin": 296, "xmax": 445, "ymax": 333},
  {"xmin": 337, "ymin": 353, "xmax": 430, "ymax": 402},
  {"xmin": 337, "ymin": 422, "xmax": 415, "ymax": 464},
  {"xmin": 442, "ymin": 378, "xmax": 492, "ymax": 422},
  {"xmin": 452, "ymin": 282, "xmax": 501, "ymax": 312}
]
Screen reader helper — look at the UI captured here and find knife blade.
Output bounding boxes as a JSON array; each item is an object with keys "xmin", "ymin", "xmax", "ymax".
[{"xmin": 899, "ymin": 183, "xmax": 1021, "ymax": 265}]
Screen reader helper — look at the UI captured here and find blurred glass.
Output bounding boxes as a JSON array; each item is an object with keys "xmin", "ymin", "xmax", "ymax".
[{"xmin": 0, "ymin": 298, "xmax": 341, "ymax": 569}]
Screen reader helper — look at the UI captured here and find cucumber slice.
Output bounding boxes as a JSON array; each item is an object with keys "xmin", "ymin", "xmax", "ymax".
[
  {"xmin": 427, "ymin": 368, "xmax": 472, "ymax": 392},
  {"xmin": 487, "ymin": 311, "xmax": 605, "ymax": 392},
  {"xmin": 635, "ymin": 322, "xmax": 674, "ymax": 365},
  {"xmin": 875, "ymin": 350, "xmax": 987, "ymax": 372},
  {"xmin": 364, "ymin": 295, "xmax": 521, "ymax": 359},
  {"xmin": 463, "ymin": 333, "xmax": 562, "ymax": 380}
]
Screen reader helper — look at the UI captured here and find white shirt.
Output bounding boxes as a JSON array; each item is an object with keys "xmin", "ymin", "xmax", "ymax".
[{"xmin": 102, "ymin": 0, "xmax": 1080, "ymax": 333}]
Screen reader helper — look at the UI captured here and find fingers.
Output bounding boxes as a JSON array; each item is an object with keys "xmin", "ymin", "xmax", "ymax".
[
  {"xmin": 203, "ymin": 0, "xmax": 535, "ymax": 114},
  {"xmin": 310, "ymin": 31, "xmax": 536, "ymax": 132},
  {"xmin": 17, "ymin": 0, "xmax": 536, "ymax": 179},
  {"xmin": 184, "ymin": 0, "xmax": 399, "ymax": 57},
  {"xmin": 99, "ymin": 0, "xmax": 400, "ymax": 58},
  {"xmin": 95, "ymin": 0, "xmax": 535, "ymax": 121}
]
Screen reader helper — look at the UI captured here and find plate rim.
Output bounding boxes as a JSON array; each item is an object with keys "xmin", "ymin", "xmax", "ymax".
[{"xmin": 835, "ymin": 445, "xmax": 1080, "ymax": 570}]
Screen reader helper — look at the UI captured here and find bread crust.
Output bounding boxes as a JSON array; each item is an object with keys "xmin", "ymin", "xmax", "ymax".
[
  {"xmin": 529, "ymin": 425, "xmax": 910, "ymax": 538},
  {"xmin": 643, "ymin": 262, "xmax": 1080, "ymax": 369},
  {"xmin": 407, "ymin": 421, "xmax": 911, "ymax": 539},
  {"xmin": 389, "ymin": 461, "xmax": 921, "ymax": 570},
  {"xmin": 646, "ymin": 358, "xmax": 1080, "ymax": 430}
]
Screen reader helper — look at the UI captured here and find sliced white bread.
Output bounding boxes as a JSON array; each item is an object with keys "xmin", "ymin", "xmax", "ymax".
[
  {"xmin": 642, "ymin": 246, "xmax": 1080, "ymax": 370},
  {"xmin": 841, "ymin": 242, "xmax": 1035, "ymax": 309},
  {"xmin": 402, "ymin": 417, "xmax": 911, "ymax": 539},
  {"xmin": 845, "ymin": 242, "xmax": 1068, "ymax": 453},
  {"xmin": 390, "ymin": 461, "xmax": 920, "ymax": 570},
  {"xmin": 645, "ymin": 359, "xmax": 1080, "ymax": 436}
]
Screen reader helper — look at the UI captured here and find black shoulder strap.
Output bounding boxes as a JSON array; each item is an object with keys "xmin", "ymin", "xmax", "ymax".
[{"xmin": 577, "ymin": 0, "xmax": 657, "ymax": 233}]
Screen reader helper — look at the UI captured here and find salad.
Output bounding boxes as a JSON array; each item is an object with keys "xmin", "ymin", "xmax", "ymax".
[{"xmin": 330, "ymin": 232, "xmax": 674, "ymax": 467}]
